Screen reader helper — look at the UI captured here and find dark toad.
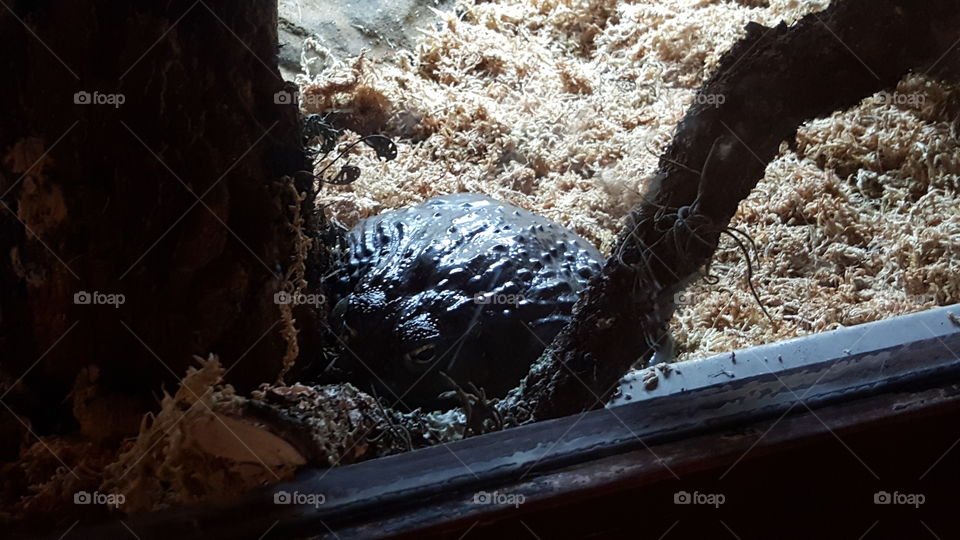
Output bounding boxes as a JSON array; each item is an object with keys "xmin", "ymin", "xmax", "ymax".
[{"xmin": 329, "ymin": 193, "xmax": 604, "ymax": 410}]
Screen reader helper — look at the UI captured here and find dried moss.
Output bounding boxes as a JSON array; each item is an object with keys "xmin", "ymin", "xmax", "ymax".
[
  {"xmin": 99, "ymin": 356, "xmax": 302, "ymax": 513},
  {"xmin": 672, "ymin": 74, "xmax": 960, "ymax": 361}
]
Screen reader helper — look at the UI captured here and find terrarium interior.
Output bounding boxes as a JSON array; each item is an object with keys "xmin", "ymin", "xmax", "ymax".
[
  {"xmin": 298, "ymin": 0, "xmax": 958, "ymax": 397},
  {"xmin": 0, "ymin": 0, "xmax": 958, "ymax": 537}
]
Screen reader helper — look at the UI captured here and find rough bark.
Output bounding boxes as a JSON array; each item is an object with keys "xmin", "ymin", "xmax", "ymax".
[
  {"xmin": 0, "ymin": 1, "xmax": 316, "ymax": 428},
  {"xmin": 502, "ymin": 0, "xmax": 960, "ymax": 421}
]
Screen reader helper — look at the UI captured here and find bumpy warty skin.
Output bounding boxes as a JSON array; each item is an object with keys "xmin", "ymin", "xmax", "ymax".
[{"xmin": 330, "ymin": 193, "xmax": 604, "ymax": 410}]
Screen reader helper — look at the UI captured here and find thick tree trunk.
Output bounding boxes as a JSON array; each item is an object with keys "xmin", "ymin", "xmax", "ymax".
[{"xmin": 0, "ymin": 1, "xmax": 315, "ymax": 429}]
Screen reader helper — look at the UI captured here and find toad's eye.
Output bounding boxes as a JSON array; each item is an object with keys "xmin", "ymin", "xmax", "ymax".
[{"xmin": 403, "ymin": 344, "xmax": 437, "ymax": 372}]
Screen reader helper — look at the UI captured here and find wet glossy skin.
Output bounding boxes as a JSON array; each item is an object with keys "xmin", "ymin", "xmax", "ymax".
[{"xmin": 330, "ymin": 193, "xmax": 604, "ymax": 410}]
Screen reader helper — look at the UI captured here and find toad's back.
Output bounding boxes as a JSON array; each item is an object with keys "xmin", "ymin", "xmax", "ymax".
[{"xmin": 331, "ymin": 193, "xmax": 604, "ymax": 409}]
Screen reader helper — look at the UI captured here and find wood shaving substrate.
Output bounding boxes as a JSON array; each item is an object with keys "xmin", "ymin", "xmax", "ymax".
[{"xmin": 300, "ymin": 0, "xmax": 959, "ymax": 363}]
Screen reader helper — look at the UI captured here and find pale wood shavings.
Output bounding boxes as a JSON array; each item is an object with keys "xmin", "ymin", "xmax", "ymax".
[
  {"xmin": 671, "ymin": 74, "xmax": 960, "ymax": 361},
  {"xmin": 305, "ymin": 0, "xmax": 834, "ymax": 252}
]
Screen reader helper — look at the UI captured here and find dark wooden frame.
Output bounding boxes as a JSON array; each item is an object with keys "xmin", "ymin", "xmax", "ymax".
[{"xmin": 72, "ymin": 304, "xmax": 960, "ymax": 539}]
